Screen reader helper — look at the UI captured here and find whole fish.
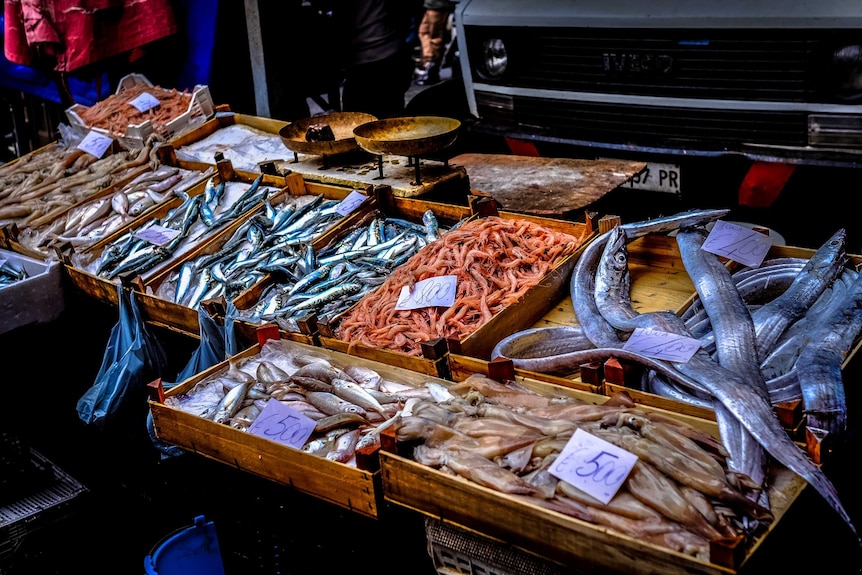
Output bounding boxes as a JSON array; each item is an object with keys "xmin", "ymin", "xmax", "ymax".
[
  {"xmin": 676, "ymin": 226, "xmax": 769, "ymax": 505},
  {"xmin": 305, "ymin": 391, "xmax": 367, "ymax": 417},
  {"xmin": 795, "ymin": 269, "xmax": 862, "ymax": 435},
  {"xmin": 212, "ymin": 381, "xmax": 251, "ymax": 424}
]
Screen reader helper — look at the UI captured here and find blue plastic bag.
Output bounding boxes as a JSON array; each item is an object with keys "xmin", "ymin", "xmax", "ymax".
[
  {"xmin": 77, "ymin": 285, "xmax": 168, "ymax": 429},
  {"xmin": 147, "ymin": 299, "xmax": 241, "ymax": 459}
]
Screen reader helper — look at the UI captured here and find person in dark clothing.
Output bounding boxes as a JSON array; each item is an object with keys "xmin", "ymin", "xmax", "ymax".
[{"xmin": 313, "ymin": 0, "xmax": 420, "ymax": 119}]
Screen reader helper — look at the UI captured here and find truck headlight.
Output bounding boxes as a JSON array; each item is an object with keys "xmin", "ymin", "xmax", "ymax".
[
  {"xmin": 479, "ymin": 38, "xmax": 508, "ymax": 80},
  {"xmin": 833, "ymin": 44, "xmax": 862, "ymax": 101}
]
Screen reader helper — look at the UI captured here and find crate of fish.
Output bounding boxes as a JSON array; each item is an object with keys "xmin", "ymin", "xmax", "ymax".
[
  {"xmin": 313, "ymin": 196, "xmax": 598, "ymax": 378},
  {"xmin": 14, "ymin": 152, "xmax": 213, "ymax": 260},
  {"xmin": 148, "ymin": 333, "xmax": 468, "ymax": 519},
  {"xmin": 66, "ymin": 73, "xmax": 215, "ymax": 150},
  {"xmin": 0, "ymin": 248, "xmax": 64, "ymax": 335},
  {"xmin": 488, "ymin": 212, "xmax": 862, "ymax": 456},
  {"xmin": 378, "ymin": 363, "xmax": 809, "ymax": 575},
  {"xmin": 163, "ymin": 111, "xmax": 291, "ymax": 175},
  {"xmin": 141, "ymin": 173, "xmax": 368, "ymax": 339},
  {"xmin": 0, "ymin": 135, "xmax": 164, "ymax": 235},
  {"xmin": 63, "ymin": 171, "xmax": 287, "ymax": 320}
]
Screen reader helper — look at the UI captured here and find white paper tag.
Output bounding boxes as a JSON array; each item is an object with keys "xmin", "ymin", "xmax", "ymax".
[
  {"xmin": 549, "ymin": 428, "xmax": 637, "ymax": 505},
  {"xmin": 134, "ymin": 224, "xmax": 181, "ymax": 246},
  {"xmin": 622, "ymin": 327, "xmax": 701, "ymax": 363},
  {"xmin": 701, "ymin": 220, "xmax": 771, "ymax": 267},
  {"xmin": 77, "ymin": 130, "xmax": 113, "ymax": 158},
  {"xmin": 128, "ymin": 91, "xmax": 161, "ymax": 113},
  {"xmin": 248, "ymin": 399, "xmax": 316, "ymax": 450},
  {"xmin": 395, "ymin": 275, "xmax": 457, "ymax": 310},
  {"xmin": 335, "ymin": 190, "xmax": 368, "ymax": 216}
]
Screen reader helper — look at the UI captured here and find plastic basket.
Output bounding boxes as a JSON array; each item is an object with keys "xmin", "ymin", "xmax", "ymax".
[{"xmin": 425, "ymin": 518, "xmax": 575, "ymax": 575}]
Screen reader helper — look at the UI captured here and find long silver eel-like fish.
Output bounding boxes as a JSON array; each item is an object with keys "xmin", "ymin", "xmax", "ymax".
[
  {"xmin": 591, "ymin": 225, "xmax": 859, "ymax": 544},
  {"xmin": 676, "ymin": 226, "xmax": 770, "ymax": 512},
  {"xmin": 795, "ymin": 268, "xmax": 862, "ymax": 436}
]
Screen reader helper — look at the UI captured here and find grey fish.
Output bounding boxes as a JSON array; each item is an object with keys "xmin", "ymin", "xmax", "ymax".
[
  {"xmin": 676, "ymin": 226, "xmax": 769, "ymax": 509},
  {"xmin": 305, "ymin": 391, "xmax": 367, "ymax": 417},
  {"xmin": 795, "ymin": 269, "xmax": 862, "ymax": 435}
]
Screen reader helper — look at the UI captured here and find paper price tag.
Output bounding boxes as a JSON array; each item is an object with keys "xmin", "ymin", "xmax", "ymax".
[
  {"xmin": 395, "ymin": 275, "xmax": 457, "ymax": 310},
  {"xmin": 77, "ymin": 130, "xmax": 114, "ymax": 159},
  {"xmin": 248, "ymin": 399, "xmax": 316, "ymax": 449},
  {"xmin": 622, "ymin": 327, "xmax": 700, "ymax": 363},
  {"xmin": 134, "ymin": 224, "xmax": 181, "ymax": 246},
  {"xmin": 701, "ymin": 220, "xmax": 772, "ymax": 267},
  {"xmin": 128, "ymin": 91, "xmax": 161, "ymax": 113},
  {"xmin": 335, "ymin": 190, "xmax": 368, "ymax": 216},
  {"xmin": 549, "ymin": 428, "xmax": 637, "ymax": 505}
]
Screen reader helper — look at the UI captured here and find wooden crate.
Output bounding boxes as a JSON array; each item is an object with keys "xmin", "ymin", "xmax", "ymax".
[
  {"xmin": 497, "ymin": 230, "xmax": 862, "ymax": 453},
  {"xmin": 164, "ymin": 111, "xmax": 290, "ymax": 177},
  {"xmin": 379, "ymin": 364, "xmax": 807, "ymax": 575},
  {"xmin": 314, "ymin": 194, "xmax": 599, "ymax": 377},
  {"xmin": 148, "ymin": 335, "xmax": 464, "ymax": 519}
]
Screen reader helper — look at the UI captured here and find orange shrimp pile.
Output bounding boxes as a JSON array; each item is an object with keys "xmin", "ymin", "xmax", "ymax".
[
  {"xmin": 336, "ymin": 216, "xmax": 587, "ymax": 356},
  {"xmin": 77, "ymin": 83, "xmax": 193, "ymax": 136}
]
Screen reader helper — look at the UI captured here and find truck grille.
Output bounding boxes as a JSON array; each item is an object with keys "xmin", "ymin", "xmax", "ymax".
[
  {"xmin": 465, "ymin": 27, "xmax": 844, "ymax": 102},
  {"xmin": 476, "ymin": 95, "xmax": 809, "ymax": 148}
]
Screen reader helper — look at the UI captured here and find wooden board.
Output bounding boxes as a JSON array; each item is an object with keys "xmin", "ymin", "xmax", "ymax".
[
  {"xmin": 450, "ymin": 153, "xmax": 646, "ymax": 217},
  {"xmin": 269, "ymin": 154, "xmax": 471, "ymax": 198}
]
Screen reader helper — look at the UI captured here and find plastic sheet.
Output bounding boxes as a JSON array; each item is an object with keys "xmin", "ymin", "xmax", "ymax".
[{"xmin": 76, "ymin": 284, "xmax": 168, "ymax": 428}]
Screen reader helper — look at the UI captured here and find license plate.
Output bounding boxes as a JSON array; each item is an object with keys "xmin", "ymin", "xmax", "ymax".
[{"xmin": 624, "ymin": 162, "xmax": 681, "ymax": 194}]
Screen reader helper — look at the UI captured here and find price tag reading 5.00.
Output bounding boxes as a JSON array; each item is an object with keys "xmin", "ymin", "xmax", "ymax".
[
  {"xmin": 248, "ymin": 399, "xmax": 316, "ymax": 450},
  {"xmin": 395, "ymin": 275, "xmax": 457, "ymax": 310},
  {"xmin": 549, "ymin": 428, "xmax": 638, "ymax": 505},
  {"xmin": 701, "ymin": 220, "xmax": 772, "ymax": 268},
  {"xmin": 622, "ymin": 327, "xmax": 701, "ymax": 363}
]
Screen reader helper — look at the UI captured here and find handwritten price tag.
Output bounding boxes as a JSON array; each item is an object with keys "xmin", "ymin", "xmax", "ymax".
[
  {"xmin": 134, "ymin": 225, "xmax": 181, "ymax": 246},
  {"xmin": 77, "ymin": 130, "xmax": 113, "ymax": 158},
  {"xmin": 248, "ymin": 399, "xmax": 316, "ymax": 449},
  {"xmin": 549, "ymin": 428, "xmax": 637, "ymax": 505},
  {"xmin": 128, "ymin": 92, "xmax": 161, "ymax": 113},
  {"xmin": 622, "ymin": 327, "xmax": 701, "ymax": 362},
  {"xmin": 335, "ymin": 190, "xmax": 368, "ymax": 216},
  {"xmin": 701, "ymin": 220, "xmax": 772, "ymax": 267},
  {"xmin": 395, "ymin": 275, "xmax": 457, "ymax": 310}
]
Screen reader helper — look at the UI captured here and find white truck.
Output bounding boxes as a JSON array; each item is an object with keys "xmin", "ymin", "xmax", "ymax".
[{"xmin": 452, "ymin": 0, "xmax": 862, "ymax": 248}]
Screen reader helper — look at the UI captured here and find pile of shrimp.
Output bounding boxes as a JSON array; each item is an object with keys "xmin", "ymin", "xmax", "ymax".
[
  {"xmin": 336, "ymin": 216, "xmax": 587, "ymax": 356},
  {"xmin": 76, "ymin": 83, "xmax": 193, "ymax": 136}
]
